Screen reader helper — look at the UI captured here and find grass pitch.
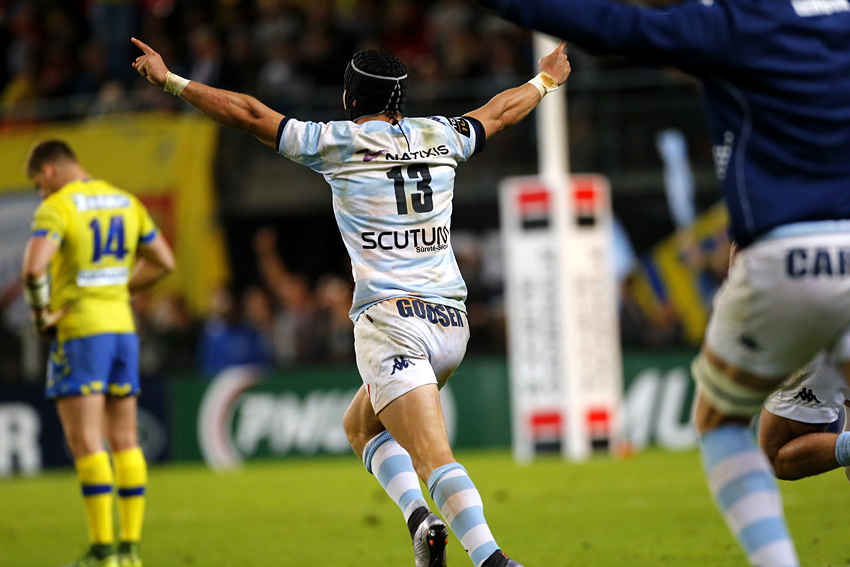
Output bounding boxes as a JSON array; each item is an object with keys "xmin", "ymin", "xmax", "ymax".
[{"xmin": 2, "ymin": 449, "xmax": 849, "ymax": 567}]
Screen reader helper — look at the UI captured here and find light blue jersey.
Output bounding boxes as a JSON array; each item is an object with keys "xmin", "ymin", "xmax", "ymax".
[{"xmin": 276, "ymin": 115, "xmax": 485, "ymax": 321}]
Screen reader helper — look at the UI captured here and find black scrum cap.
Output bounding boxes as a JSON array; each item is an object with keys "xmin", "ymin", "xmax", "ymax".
[{"xmin": 343, "ymin": 50, "xmax": 408, "ymax": 121}]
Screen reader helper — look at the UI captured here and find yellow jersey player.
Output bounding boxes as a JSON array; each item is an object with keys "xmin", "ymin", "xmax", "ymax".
[{"xmin": 21, "ymin": 140, "xmax": 175, "ymax": 567}]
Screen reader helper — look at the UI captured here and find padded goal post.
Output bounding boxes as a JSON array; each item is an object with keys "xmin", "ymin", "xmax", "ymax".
[{"xmin": 499, "ymin": 34, "xmax": 622, "ymax": 462}]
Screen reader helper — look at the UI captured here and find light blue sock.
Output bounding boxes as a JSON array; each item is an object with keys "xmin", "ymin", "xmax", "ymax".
[
  {"xmin": 835, "ymin": 431, "xmax": 850, "ymax": 466},
  {"xmin": 701, "ymin": 424, "xmax": 799, "ymax": 567},
  {"xmin": 363, "ymin": 431, "xmax": 427, "ymax": 521},
  {"xmin": 428, "ymin": 463, "xmax": 499, "ymax": 567}
]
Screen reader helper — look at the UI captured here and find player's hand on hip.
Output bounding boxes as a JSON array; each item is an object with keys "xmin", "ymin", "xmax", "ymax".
[
  {"xmin": 131, "ymin": 37, "xmax": 169, "ymax": 87},
  {"xmin": 538, "ymin": 40, "xmax": 571, "ymax": 85},
  {"xmin": 32, "ymin": 306, "xmax": 68, "ymax": 337}
]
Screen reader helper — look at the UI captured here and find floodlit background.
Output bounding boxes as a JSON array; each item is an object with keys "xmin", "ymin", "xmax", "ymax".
[{"xmin": 0, "ymin": 1, "xmax": 846, "ymax": 566}]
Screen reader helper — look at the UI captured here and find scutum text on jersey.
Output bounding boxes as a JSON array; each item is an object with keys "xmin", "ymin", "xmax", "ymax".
[{"xmin": 361, "ymin": 225, "xmax": 451, "ymax": 252}]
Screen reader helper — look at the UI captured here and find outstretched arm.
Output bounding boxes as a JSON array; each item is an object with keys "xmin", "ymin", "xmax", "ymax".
[
  {"xmin": 132, "ymin": 37, "xmax": 284, "ymax": 148},
  {"xmin": 465, "ymin": 40, "xmax": 570, "ymax": 139},
  {"xmin": 478, "ymin": 0, "xmax": 729, "ymax": 67}
]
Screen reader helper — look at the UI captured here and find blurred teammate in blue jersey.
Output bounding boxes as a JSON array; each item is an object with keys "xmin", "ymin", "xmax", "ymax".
[
  {"xmin": 132, "ymin": 36, "xmax": 571, "ymax": 567},
  {"xmin": 477, "ymin": 0, "xmax": 850, "ymax": 565}
]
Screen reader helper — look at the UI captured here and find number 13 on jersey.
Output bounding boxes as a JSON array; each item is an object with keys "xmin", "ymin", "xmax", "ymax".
[{"xmin": 387, "ymin": 164, "xmax": 434, "ymax": 215}]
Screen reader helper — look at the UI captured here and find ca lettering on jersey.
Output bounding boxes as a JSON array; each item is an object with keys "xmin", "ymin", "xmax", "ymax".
[{"xmin": 786, "ymin": 247, "xmax": 850, "ymax": 278}]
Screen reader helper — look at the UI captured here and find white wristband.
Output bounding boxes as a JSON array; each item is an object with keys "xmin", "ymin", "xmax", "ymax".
[
  {"xmin": 24, "ymin": 274, "xmax": 50, "ymax": 311},
  {"xmin": 527, "ymin": 72, "xmax": 560, "ymax": 98},
  {"xmin": 164, "ymin": 72, "xmax": 190, "ymax": 97}
]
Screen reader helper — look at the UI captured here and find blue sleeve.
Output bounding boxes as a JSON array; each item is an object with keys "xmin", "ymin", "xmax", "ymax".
[{"xmin": 481, "ymin": 0, "xmax": 732, "ymax": 69}]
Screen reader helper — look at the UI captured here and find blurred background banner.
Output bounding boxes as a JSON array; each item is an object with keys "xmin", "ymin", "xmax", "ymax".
[
  {"xmin": 0, "ymin": 382, "xmax": 171, "ymax": 476},
  {"xmin": 632, "ymin": 203, "xmax": 729, "ymax": 345},
  {"xmin": 0, "ymin": 115, "xmax": 229, "ymax": 315},
  {"xmin": 0, "ymin": 353, "xmax": 698, "ymax": 477}
]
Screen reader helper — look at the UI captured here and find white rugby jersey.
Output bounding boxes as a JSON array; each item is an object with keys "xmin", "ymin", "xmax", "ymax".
[{"xmin": 276, "ymin": 115, "xmax": 485, "ymax": 321}]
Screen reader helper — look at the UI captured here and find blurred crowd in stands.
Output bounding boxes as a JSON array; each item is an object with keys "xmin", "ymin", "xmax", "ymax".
[
  {"xmin": 0, "ymin": 0, "xmax": 727, "ymax": 387},
  {"xmin": 0, "ymin": 219, "xmax": 730, "ymax": 387},
  {"xmin": 131, "ymin": 226, "xmax": 509, "ymax": 378},
  {"xmin": 0, "ymin": 0, "xmax": 531, "ymax": 119}
]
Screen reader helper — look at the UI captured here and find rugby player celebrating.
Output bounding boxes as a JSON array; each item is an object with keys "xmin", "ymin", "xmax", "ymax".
[{"xmin": 132, "ymin": 36, "xmax": 570, "ymax": 567}]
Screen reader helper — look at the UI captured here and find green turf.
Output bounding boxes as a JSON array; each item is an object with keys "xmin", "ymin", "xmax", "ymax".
[{"xmin": 2, "ymin": 449, "xmax": 848, "ymax": 567}]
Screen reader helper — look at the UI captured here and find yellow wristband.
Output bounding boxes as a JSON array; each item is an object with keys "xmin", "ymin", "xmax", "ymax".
[
  {"xmin": 164, "ymin": 72, "xmax": 190, "ymax": 96},
  {"xmin": 527, "ymin": 72, "xmax": 560, "ymax": 97}
]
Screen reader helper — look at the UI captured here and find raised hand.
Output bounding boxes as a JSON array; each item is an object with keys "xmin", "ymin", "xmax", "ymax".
[
  {"xmin": 131, "ymin": 37, "xmax": 170, "ymax": 88},
  {"xmin": 538, "ymin": 40, "xmax": 571, "ymax": 85}
]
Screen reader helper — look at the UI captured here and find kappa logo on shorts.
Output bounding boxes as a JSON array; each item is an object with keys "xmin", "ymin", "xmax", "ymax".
[
  {"xmin": 792, "ymin": 387, "xmax": 821, "ymax": 404},
  {"xmin": 390, "ymin": 356, "xmax": 415, "ymax": 375},
  {"xmin": 396, "ymin": 298, "xmax": 465, "ymax": 328}
]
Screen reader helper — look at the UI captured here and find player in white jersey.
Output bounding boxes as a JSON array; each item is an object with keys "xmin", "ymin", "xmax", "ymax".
[
  {"xmin": 132, "ymin": 37, "xmax": 571, "ymax": 567},
  {"xmin": 759, "ymin": 348, "xmax": 850, "ymax": 482}
]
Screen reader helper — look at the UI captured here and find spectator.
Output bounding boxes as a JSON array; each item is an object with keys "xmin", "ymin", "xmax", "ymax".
[
  {"xmin": 253, "ymin": 228, "xmax": 322, "ymax": 366},
  {"xmin": 198, "ymin": 287, "xmax": 272, "ymax": 376},
  {"xmin": 315, "ymin": 274, "xmax": 354, "ymax": 363},
  {"xmin": 187, "ymin": 26, "xmax": 223, "ymax": 88}
]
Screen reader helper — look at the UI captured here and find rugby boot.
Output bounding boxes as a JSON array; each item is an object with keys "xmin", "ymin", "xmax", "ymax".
[
  {"xmin": 412, "ymin": 512, "xmax": 448, "ymax": 567},
  {"xmin": 481, "ymin": 550, "xmax": 524, "ymax": 567},
  {"xmin": 117, "ymin": 542, "xmax": 142, "ymax": 567},
  {"xmin": 61, "ymin": 548, "xmax": 118, "ymax": 567}
]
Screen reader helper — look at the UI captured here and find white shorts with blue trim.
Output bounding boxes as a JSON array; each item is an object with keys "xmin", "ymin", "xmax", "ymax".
[
  {"xmin": 354, "ymin": 297, "xmax": 469, "ymax": 413},
  {"xmin": 706, "ymin": 230, "xmax": 850, "ymax": 379}
]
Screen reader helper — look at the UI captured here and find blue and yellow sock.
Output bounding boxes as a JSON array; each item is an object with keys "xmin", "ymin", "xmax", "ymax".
[
  {"xmin": 428, "ymin": 463, "xmax": 500, "ymax": 567},
  {"xmin": 701, "ymin": 424, "xmax": 800, "ymax": 567},
  {"xmin": 363, "ymin": 431, "xmax": 429, "ymax": 530},
  {"xmin": 113, "ymin": 447, "xmax": 147, "ymax": 544},
  {"xmin": 75, "ymin": 451, "xmax": 114, "ymax": 548}
]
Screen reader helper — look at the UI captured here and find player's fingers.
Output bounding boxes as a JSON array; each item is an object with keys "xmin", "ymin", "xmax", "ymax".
[
  {"xmin": 555, "ymin": 40, "xmax": 568, "ymax": 54},
  {"xmin": 131, "ymin": 37, "xmax": 155, "ymax": 55},
  {"xmin": 45, "ymin": 307, "xmax": 69, "ymax": 327}
]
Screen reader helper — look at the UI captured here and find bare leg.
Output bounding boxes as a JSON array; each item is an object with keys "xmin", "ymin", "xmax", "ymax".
[
  {"xmin": 56, "ymin": 394, "xmax": 106, "ymax": 459},
  {"xmin": 105, "ymin": 395, "xmax": 139, "ymax": 452},
  {"xmin": 345, "ymin": 384, "xmax": 506, "ymax": 566},
  {"xmin": 343, "ymin": 385, "xmax": 386, "ymax": 459},
  {"xmin": 106, "ymin": 395, "xmax": 147, "ymax": 549},
  {"xmin": 56, "ymin": 394, "xmax": 115, "ymax": 551},
  {"xmin": 376, "ymin": 384, "xmax": 455, "ymax": 483},
  {"xmin": 345, "ymin": 383, "xmax": 455, "ymax": 483},
  {"xmin": 758, "ymin": 408, "xmax": 837, "ymax": 480}
]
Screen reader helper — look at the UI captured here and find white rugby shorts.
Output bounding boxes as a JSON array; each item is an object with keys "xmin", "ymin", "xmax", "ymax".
[
  {"xmin": 765, "ymin": 350, "xmax": 850, "ymax": 425},
  {"xmin": 354, "ymin": 297, "xmax": 470, "ymax": 413},
  {"xmin": 706, "ymin": 231, "xmax": 850, "ymax": 378}
]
